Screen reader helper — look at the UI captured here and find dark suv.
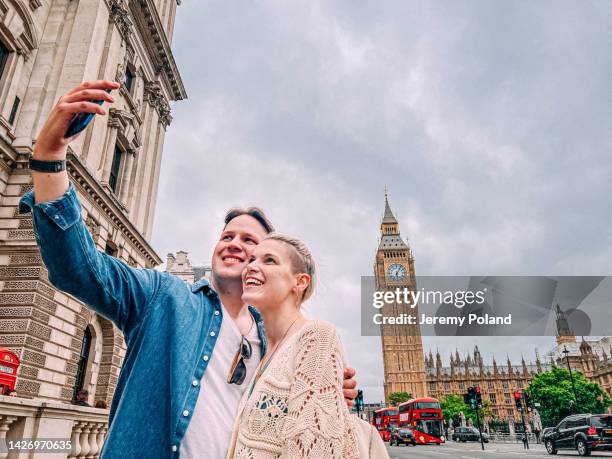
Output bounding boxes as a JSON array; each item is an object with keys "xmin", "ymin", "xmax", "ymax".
[
  {"xmin": 452, "ymin": 426, "xmax": 489, "ymax": 443},
  {"xmin": 543, "ymin": 414, "xmax": 612, "ymax": 456},
  {"xmin": 389, "ymin": 427, "xmax": 416, "ymax": 446}
]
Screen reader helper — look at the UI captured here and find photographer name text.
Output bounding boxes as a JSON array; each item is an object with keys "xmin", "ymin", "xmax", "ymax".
[{"xmin": 372, "ymin": 312, "xmax": 512, "ymax": 326}]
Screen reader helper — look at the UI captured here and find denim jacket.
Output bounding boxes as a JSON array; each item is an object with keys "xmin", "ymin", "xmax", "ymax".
[{"xmin": 19, "ymin": 184, "xmax": 267, "ymax": 458}]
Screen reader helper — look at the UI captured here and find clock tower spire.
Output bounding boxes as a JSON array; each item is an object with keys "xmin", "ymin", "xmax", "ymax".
[
  {"xmin": 382, "ymin": 187, "xmax": 400, "ymax": 235},
  {"xmin": 374, "ymin": 191, "xmax": 427, "ymax": 402}
]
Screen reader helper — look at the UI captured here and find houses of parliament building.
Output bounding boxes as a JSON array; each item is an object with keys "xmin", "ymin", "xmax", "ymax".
[{"xmin": 375, "ymin": 193, "xmax": 612, "ymax": 420}]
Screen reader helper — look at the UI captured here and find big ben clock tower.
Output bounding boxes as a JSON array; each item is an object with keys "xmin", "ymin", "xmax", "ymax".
[{"xmin": 374, "ymin": 190, "xmax": 427, "ymax": 401}]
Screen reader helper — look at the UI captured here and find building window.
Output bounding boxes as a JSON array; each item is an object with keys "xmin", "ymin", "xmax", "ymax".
[
  {"xmin": 8, "ymin": 96, "xmax": 19, "ymax": 124},
  {"xmin": 488, "ymin": 381, "xmax": 494, "ymax": 390},
  {"xmin": 105, "ymin": 240, "xmax": 118, "ymax": 257},
  {"xmin": 124, "ymin": 66, "xmax": 135, "ymax": 93},
  {"xmin": 109, "ymin": 145, "xmax": 123, "ymax": 193},
  {"xmin": 73, "ymin": 327, "xmax": 92, "ymax": 401},
  {"xmin": 490, "ymin": 393, "xmax": 497, "ymax": 403},
  {"xmin": 502, "ymin": 381, "xmax": 509, "ymax": 389},
  {"xmin": 0, "ymin": 41, "xmax": 9, "ymax": 81},
  {"xmin": 459, "ymin": 382, "xmax": 464, "ymax": 390}
]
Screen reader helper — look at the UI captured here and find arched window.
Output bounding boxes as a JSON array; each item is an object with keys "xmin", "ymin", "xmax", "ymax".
[{"xmin": 73, "ymin": 327, "xmax": 93, "ymax": 401}]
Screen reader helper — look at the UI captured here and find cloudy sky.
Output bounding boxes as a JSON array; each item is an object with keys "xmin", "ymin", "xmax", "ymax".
[{"xmin": 151, "ymin": 1, "xmax": 612, "ymax": 402}]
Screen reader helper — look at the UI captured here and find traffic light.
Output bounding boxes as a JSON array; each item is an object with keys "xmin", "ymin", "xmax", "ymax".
[
  {"xmin": 474, "ymin": 386, "xmax": 483, "ymax": 409},
  {"xmin": 356, "ymin": 390, "xmax": 364, "ymax": 411},
  {"xmin": 463, "ymin": 386, "xmax": 482, "ymax": 410},
  {"xmin": 514, "ymin": 390, "xmax": 523, "ymax": 411},
  {"xmin": 523, "ymin": 391, "xmax": 531, "ymax": 411}
]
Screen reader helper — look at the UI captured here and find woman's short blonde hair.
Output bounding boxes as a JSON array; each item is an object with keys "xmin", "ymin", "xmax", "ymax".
[{"xmin": 264, "ymin": 233, "xmax": 316, "ymax": 302}]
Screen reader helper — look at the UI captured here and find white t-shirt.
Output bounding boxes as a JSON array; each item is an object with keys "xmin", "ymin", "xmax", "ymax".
[{"xmin": 180, "ymin": 305, "xmax": 262, "ymax": 458}]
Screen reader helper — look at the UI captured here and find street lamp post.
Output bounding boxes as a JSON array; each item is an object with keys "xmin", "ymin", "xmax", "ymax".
[{"xmin": 562, "ymin": 345, "xmax": 579, "ymax": 413}]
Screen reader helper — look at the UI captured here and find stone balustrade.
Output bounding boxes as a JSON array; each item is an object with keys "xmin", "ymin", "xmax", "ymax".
[{"xmin": 0, "ymin": 395, "xmax": 108, "ymax": 459}]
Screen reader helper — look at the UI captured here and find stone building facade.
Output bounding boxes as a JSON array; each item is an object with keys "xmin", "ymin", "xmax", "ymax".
[
  {"xmin": 425, "ymin": 347, "xmax": 551, "ymax": 421},
  {"xmin": 425, "ymin": 334, "xmax": 612, "ymax": 421},
  {"xmin": 0, "ymin": 0, "xmax": 185, "ymax": 405},
  {"xmin": 164, "ymin": 251, "xmax": 211, "ymax": 284}
]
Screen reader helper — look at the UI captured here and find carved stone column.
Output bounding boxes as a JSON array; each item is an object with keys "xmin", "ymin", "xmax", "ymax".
[
  {"xmin": 0, "ymin": 416, "xmax": 18, "ymax": 459},
  {"xmin": 79, "ymin": 423, "xmax": 92, "ymax": 459},
  {"xmin": 68, "ymin": 421, "xmax": 84, "ymax": 459},
  {"xmin": 118, "ymin": 148, "xmax": 136, "ymax": 205},
  {"xmin": 100, "ymin": 115, "xmax": 120, "ymax": 184},
  {"xmin": 96, "ymin": 426, "xmax": 108, "ymax": 458},
  {"xmin": 86, "ymin": 423, "xmax": 101, "ymax": 459}
]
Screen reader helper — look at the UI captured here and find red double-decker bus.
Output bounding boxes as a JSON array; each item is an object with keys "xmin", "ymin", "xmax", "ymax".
[
  {"xmin": 398, "ymin": 398, "xmax": 445, "ymax": 444},
  {"xmin": 371, "ymin": 407, "xmax": 398, "ymax": 441}
]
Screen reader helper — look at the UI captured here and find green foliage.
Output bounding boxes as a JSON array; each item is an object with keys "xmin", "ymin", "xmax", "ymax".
[
  {"xmin": 441, "ymin": 395, "xmax": 495, "ymax": 427},
  {"xmin": 441, "ymin": 394, "xmax": 476, "ymax": 424},
  {"xmin": 387, "ymin": 391, "xmax": 411, "ymax": 407},
  {"xmin": 527, "ymin": 366, "xmax": 612, "ymax": 426},
  {"xmin": 480, "ymin": 399, "xmax": 494, "ymax": 420}
]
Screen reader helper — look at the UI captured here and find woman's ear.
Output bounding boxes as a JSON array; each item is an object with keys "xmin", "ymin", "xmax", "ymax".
[{"xmin": 294, "ymin": 273, "xmax": 311, "ymax": 296}]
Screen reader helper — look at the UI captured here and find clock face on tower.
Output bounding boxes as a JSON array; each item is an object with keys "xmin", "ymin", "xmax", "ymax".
[{"xmin": 387, "ymin": 263, "xmax": 407, "ymax": 281}]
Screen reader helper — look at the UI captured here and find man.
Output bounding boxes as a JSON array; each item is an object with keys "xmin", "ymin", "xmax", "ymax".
[
  {"xmin": 73, "ymin": 389, "xmax": 91, "ymax": 407},
  {"xmin": 19, "ymin": 80, "xmax": 357, "ymax": 458}
]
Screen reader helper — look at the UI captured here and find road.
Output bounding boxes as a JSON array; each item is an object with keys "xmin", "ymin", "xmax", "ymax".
[{"xmin": 386, "ymin": 441, "xmax": 612, "ymax": 458}]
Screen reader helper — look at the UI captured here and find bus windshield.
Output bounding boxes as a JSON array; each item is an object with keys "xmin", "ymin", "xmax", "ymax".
[{"xmin": 415, "ymin": 419, "xmax": 443, "ymax": 437}]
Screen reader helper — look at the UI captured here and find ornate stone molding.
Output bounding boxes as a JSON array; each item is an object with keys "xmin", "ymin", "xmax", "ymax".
[
  {"xmin": 0, "ymin": 0, "xmax": 40, "ymax": 53},
  {"xmin": 129, "ymin": 0, "xmax": 187, "ymax": 101},
  {"xmin": 143, "ymin": 81, "xmax": 172, "ymax": 127},
  {"xmin": 107, "ymin": 108, "xmax": 141, "ymax": 149},
  {"xmin": 85, "ymin": 216, "xmax": 101, "ymax": 244},
  {"xmin": 16, "ymin": 46, "xmax": 30, "ymax": 62},
  {"xmin": 107, "ymin": 107, "xmax": 133, "ymax": 130},
  {"xmin": 114, "ymin": 61, "xmax": 125, "ymax": 85},
  {"xmin": 108, "ymin": 0, "xmax": 133, "ymax": 41}
]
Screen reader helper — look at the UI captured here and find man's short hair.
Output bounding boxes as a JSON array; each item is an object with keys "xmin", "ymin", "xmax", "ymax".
[{"xmin": 224, "ymin": 207, "xmax": 274, "ymax": 234}]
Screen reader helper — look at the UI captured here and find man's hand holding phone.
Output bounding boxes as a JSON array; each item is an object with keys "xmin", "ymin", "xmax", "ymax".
[
  {"xmin": 34, "ymin": 80, "xmax": 119, "ymax": 160},
  {"xmin": 31, "ymin": 80, "xmax": 119, "ymax": 204}
]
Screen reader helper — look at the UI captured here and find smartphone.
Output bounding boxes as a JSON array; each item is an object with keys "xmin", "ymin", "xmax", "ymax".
[{"xmin": 64, "ymin": 89, "xmax": 112, "ymax": 138}]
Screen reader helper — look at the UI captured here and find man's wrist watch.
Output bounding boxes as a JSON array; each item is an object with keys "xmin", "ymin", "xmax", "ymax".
[{"xmin": 29, "ymin": 158, "xmax": 66, "ymax": 173}]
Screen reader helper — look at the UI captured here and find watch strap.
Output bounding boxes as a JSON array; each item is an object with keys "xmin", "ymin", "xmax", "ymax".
[{"xmin": 29, "ymin": 158, "xmax": 66, "ymax": 173}]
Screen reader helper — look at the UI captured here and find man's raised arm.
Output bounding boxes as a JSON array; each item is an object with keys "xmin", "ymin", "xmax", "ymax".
[{"xmin": 20, "ymin": 80, "xmax": 164, "ymax": 334}]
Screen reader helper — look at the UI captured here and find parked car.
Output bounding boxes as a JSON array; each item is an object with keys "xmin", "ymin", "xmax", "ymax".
[
  {"xmin": 452, "ymin": 426, "xmax": 489, "ymax": 443},
  {"xmin": 389, "ymin": 427, "xmax": 416, "ymax": 446},
  {"xmin": 543, "ymin": 414, "xmax": 612, "ymax": 456}
]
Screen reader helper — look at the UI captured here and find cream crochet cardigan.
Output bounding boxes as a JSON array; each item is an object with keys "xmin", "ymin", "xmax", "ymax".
[{"xmin": 226, "ymin": 320, "xmax": 362, "ymax": 458}]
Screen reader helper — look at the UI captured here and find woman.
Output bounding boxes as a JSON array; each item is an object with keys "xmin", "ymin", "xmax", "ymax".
[{"xmin": 226, "ymin": 233, "xmax": 388, "ymax": 458}]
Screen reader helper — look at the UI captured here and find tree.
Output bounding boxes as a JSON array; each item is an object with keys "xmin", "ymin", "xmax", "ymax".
[
  {"xmin": 387, "ymin": 391, "xmax": 411, "ymax": 406},
  {"xmin": 527, "ymin": 366, "xmax": 612, "ymax": 427},
  {"xmin": 440, "ymin": 395, "xmax": 495, "ymax": 427},
  {"xmin": 441, "ymin": 395, "xmax": 476, "ymax": 425},
  {"xmin": 480, "ymin": 399, "xmax": 494, "ymax": 421}
]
